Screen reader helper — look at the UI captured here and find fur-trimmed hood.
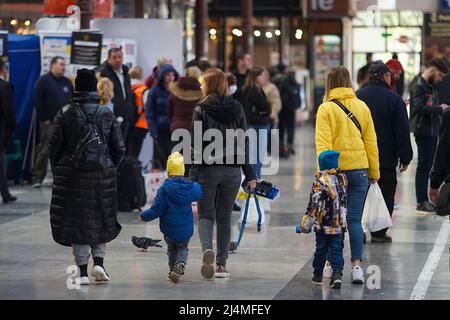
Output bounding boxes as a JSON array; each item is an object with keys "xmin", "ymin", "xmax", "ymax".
[{"xmin": 169, "ymin": 76, "xmax": 203, "ymax": 102}]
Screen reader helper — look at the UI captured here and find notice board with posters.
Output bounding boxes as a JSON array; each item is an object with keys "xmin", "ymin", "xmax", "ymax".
[
  {"xmin": 39, "ymin": 33, "xmax": 72, "ymax": 75},
  {"xmin": 424, "ymin": 13, "xmax": 450, "ymax": 61},
  {"xmin": 70, "ymin": 31, "xmax": 103, "ymax": 66}
]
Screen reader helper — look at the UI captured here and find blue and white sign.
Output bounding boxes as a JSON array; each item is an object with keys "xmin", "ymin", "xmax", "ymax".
[{"xmin": 441, "ymin": 0, "xmax": 450, "ymax": 12}]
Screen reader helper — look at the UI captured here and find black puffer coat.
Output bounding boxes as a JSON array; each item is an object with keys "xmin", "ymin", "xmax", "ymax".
[{"xmin": 48, "ymin": 92, "xmax": 126, "ymax": 247}]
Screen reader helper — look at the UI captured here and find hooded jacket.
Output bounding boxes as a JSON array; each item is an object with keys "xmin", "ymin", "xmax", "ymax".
[
  {"xmin": 168, "ymin": 76, "xmax": 203, "ymax": 132},
  {"xmin": 48, "ymin": 91, "xmax": 126, "ymax": 246},
  {"xmin": 190, "ymin": 94, "xmax": 256, "ymax": 181},
  {"xmin": 140, "ymin": 177, "xmax": 203, "ymax": 243},
  {"xmin": 145, "ymin": 64, "xmax": 179, "ymax": 137},
  {"xmin": 409, "ymin": 75, "xmax": 442, "ymax": 137},
  {"xmin": 356, "ymin": 80, "xmax": 413, "ymax": 169},
  {"xmin": 316, "ymin": 87, "xmax": 380, "ymax": 180}
]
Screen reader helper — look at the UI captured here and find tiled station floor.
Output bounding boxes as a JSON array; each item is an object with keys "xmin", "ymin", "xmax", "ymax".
[{"xmin": 1, "ymin": 125, "xmax": 449, "ymax": 300}]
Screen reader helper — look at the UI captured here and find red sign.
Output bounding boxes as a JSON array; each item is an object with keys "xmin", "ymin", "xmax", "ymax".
[
  {"xmin": 44, "ymin": 0, "xmax": 76, "ymax": 16},
  {"xmin": 94, "ymin": 0, "xmax": 114, "ymax": 18}
]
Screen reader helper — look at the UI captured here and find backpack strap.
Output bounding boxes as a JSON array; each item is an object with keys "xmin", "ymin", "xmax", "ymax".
[{"xmin": 331, "ymin": 99, "xmax": 362, "ymax": 134}]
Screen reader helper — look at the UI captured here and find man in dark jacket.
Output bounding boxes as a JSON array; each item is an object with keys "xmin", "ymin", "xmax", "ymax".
[
  {"xmin": 357, "ymin": 62, "xmax": 413, "ymax": 242},
  {"xmin": 231, "ymin": 52, "xmax": 252, "ymax": 105},
  {"xmin": 98, "ymin": 47, "xmax": 135, "ymax": 141},
  {"xmin": 32, "ymin": 56, "xmax": 73, "ymax": 188},
  {"xmin": 409, "ymin": 58, "xmax": 449, "ymax": 212},
  {"xmin": 278, "ymin": 71, "xmax": 301, "ymax": 158},
  {"xmin": 49, "ymin": 69, "xmax": 125, "ymax": 285},
  {"xmin": 0, "ymin": 59, "xmax": 17, "ymax": 203}
]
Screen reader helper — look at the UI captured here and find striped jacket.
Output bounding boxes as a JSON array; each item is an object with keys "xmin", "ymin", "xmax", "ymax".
[{"xmin": 301, "ymin": 170, "xmax": 347, "ymax": 235}]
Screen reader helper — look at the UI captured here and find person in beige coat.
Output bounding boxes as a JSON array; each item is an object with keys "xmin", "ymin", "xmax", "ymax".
[{"xmin": 262, "ymin": 69, "xmax": 282, "ymax": 155}]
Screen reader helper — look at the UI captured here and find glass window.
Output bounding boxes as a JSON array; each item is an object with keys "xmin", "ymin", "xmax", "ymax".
[
  {"xmin": 380, "ymin": 11, "xmax": 399, "ymax": 26},
  {"xmin": 387, "ymin": 27, "xmax": 422, "ymax": 53},
  {"xmin": 353, "ymin": 27, "xmax": 386, "ymax": 52},
  {"xmin": 400, "ymin": 11, "xmax": 423, "ymax": 26}
]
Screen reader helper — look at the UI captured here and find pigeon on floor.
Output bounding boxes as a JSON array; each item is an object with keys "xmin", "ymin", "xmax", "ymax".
[{"xmin": 132, "ymin": 236, "xmax": 163, "ymax": 252}]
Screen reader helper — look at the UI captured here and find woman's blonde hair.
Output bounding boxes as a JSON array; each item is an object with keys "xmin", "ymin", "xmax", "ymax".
[
  {"xmin": 186, "ymin": 66, "xmax": 201, "ymax": 79},
  {"xmin": 129, "ymin": 66, "xmax": 144, "ymax": 80},
  {"xmin": 324, "ymin": 66, "xmax": 354, "ymax": 100},
  {"xmin": 202, "ymin": 68, "xmax": 228, "ymax": 97},
  {"xmin": 97, "ymin": 77, "xmax": 114, "ymax": 105}
]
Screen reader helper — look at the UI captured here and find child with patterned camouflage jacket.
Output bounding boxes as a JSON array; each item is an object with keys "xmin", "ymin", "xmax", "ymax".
[{"xmin": 300, "ymin": 150, "xmax": 347, "ymax": 289}]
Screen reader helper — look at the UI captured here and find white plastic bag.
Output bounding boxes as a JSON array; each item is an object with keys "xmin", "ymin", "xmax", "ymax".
[
  {"xmin": 238, "ymin": 195, "xmax": 265, "ymax": 234},
  {"xmin": 362, "ymin": 183, "xmax": 393, "ymax": 233},
  {"xmin": 143, "ymin": 170, "xmax": 167, "ymax": 203}
]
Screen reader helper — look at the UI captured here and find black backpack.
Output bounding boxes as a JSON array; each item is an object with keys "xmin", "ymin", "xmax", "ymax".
[{"xmin": 70, "ymin": 105, "xmax": 109, "ymax": 171}]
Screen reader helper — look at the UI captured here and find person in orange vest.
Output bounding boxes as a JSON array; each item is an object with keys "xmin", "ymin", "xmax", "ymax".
[{"xmin": 128, "ymin": 66, "xmax": 150, "ymax": 158}]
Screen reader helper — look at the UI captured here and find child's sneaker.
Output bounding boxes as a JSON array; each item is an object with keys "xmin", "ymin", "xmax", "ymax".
[
  {"xmin": 351, "ymin": 266, "xmax": 364, "ymax": 284},
  {"xmin": 201, "ymin": 249, "xmax": 215, "ymax": 280},
  {"xmin": 311, "ymin": 273, "xmax": 323, "ymax": 285},
  {"xmin": 330, "ymin": 271, "xmax": 342, "ymax": 289},
  {"xmin": 215, "ymin": 265, "xmax": 229, "ymax": 278},
  {"xmin": 91, "ymin": 265, "xmax": 110, "ymax": 282},
  {"xmin": 323, "ymin": 261, "xmax": 332, "ymax": 278},
  {"xmin": 79, "ymin": 276, "xmax": 90, "ymax": 285},
  {"xmin": 168, "ymin": 263, "xmax": 185, "ymax": 284}
]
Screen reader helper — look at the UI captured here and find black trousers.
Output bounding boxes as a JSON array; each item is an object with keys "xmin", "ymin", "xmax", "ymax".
[
  {"xmin": 153, "ymin": 129, "xmax": 171, "ymax": 170},
  {"xmin": 127, "ymin": 127, "xmax": 148, "ymax": 158},
  {"xmin": 0, "ymin": 151, "xmax": 11, "ymax": 199},
  {"xmin": 279, "ymin": 112, "xmax": 295, "ymax": 147},
  {"xmin": 371, "ymin": 168, "xmax": 397, "ymax": 238}
]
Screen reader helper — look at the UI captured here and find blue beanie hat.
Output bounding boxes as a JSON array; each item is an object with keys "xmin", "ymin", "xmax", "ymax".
[{"xmin": 318, "ymin": 150, "xmax": 340, "ymax": 171}]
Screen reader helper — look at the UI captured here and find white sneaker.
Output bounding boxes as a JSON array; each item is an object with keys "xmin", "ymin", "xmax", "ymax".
[
  {"xmin": 91, "ymin": 265, "xmax": 110, "ymax": 282},
  {"xmin": 323, "ymin": 261, "xmax": 333, "ymax": 278},
  {"xmin": 214, "ymin": 265, "xmax": 229, "ymax": 278},
  {"xmin": 351, "ymin": 266, "xmax": 364, "ymax": 284},
  {"xmin": 32, "ymin": 182, "xmax": 41, "ymax": 189},
  {"xmin": 79, "ymin": 276, "xmax": 90, "ymax": 285}
]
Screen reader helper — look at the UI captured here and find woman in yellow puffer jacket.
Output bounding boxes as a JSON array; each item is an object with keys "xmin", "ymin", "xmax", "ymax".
[{"xmin": 315, "ymin": 66, "xmax": 380, "ymax": 285}]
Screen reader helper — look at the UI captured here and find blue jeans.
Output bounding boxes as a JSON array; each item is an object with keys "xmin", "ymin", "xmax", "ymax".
[
  {"xmin": 164, "ymin": 236, "xmax": 189, "ymax": 270},
  {"xmin": 415, "ymin": 135, "xmax": 437, "ymax": 204},
  {"xmin": 343, "ymin": 169, "xmax": 369, "ymax": 262},
  {"xmin": 250, "ymin": 124, "xmax": 270, "ymax": 178},
  {"xmin": 313, "ymin": 233, "xmax": 344, "ymax": 274}
]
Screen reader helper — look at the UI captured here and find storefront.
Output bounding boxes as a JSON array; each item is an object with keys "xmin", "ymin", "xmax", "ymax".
[
  {"xmin": 352, "ymin": 10, "xmax": 423, "ymax": 96},
  {"xmin": 207, "ymin": 0, "xmax": 303, "ymax": 71}
]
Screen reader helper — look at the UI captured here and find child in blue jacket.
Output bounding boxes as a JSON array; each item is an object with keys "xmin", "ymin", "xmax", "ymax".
[{"xmin": 139, "ymin": 152, "xmax": 203, "ymax": 283}]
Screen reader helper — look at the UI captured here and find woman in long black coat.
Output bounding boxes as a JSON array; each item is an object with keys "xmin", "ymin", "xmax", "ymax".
[{"xmin": 48, "ymin": 69, "xmax": 125, "ymax": 285}]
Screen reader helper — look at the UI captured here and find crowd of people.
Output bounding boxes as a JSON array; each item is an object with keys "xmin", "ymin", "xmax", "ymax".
[{"xmin": 1, "ymin": 46, "xmax": 450, "ymax": 288}]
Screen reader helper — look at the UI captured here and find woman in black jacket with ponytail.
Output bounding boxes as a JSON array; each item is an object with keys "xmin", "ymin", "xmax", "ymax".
[{"xmin": 242, "ymin": 67, "xmax": 272, "ymax": 178}]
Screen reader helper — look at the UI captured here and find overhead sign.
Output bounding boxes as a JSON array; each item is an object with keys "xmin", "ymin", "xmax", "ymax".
[
  {"xmin": 307, "ymin": 0, "xmax": 354, "ymax": 18},
  {"xmin": 70, "ymin": 31, "xmax": 102, "ymax": 66},
  {"xmin": 441, "ymin": 0, "xmax": 450, "ymax": 13}
]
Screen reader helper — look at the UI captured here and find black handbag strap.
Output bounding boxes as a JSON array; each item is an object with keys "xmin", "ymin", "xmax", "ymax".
[{"xmin": 331, "ymin": 99, "xmax": 362, "ymax": 134}]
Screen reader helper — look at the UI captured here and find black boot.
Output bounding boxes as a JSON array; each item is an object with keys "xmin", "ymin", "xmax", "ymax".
[{"xmin": 2, "ymin": 194, "xmax": 17, "ymax": 204}]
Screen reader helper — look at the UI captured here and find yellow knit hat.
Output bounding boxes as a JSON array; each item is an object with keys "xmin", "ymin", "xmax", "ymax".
[{"xmin": 167, "ymin": 152, "xmax": 185, "ymax": 176}]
